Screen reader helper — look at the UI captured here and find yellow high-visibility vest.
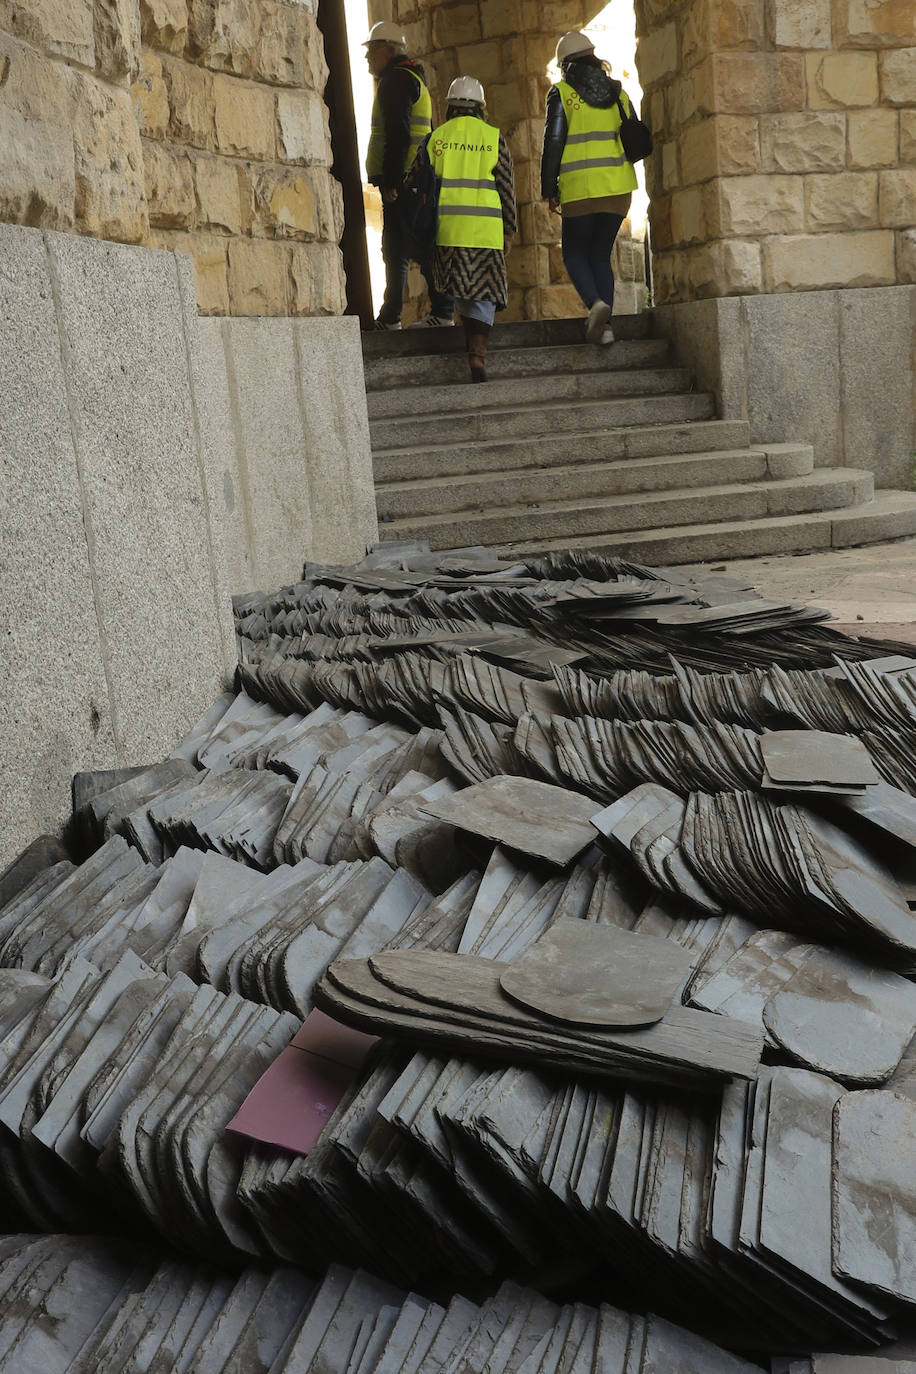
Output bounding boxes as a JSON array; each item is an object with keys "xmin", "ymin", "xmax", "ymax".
[
  {"xmin": 366, "ymin": 69, "xmax": 432, "ymax": 180},
  {"xmin": 556, "ymin": 80, "xmax": 638, "ymax": 203},
  {"xmin": 429, "ymin": 116, "xmax": 503, "ymax": 249}
]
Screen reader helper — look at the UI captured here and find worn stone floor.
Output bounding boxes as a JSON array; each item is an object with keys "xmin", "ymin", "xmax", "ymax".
[{"xmin": 681, "ymin": 536, "xmax": 916, "ymax": 646}]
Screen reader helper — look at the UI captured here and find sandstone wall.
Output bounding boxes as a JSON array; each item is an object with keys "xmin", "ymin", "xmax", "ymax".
[
  {"xmin": 638, "ymin": 0, "xmax": 916, "ymax": 304},
  {"xmin": 0, "ymin": 0, "xmax": 346, "ymax": 315},
  {"xmin": 368, "ymin": 0, "xmax": 648, "ymax": 321}
]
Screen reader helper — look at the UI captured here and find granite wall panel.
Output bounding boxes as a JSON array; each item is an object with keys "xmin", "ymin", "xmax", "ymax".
[
  {"xmin": 656, "ymin": 283, "xmax": 916, "ymax": 487},
  {"xmin": 0, "ymin": 224, "xmax": 378, "ymax": 868}
]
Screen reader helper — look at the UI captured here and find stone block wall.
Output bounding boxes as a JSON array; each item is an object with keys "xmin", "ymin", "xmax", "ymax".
[
  {"xmin": 192, "ymin": 314, "xmax": 379, "ymax": 593},
  {"xmin": 655, "ymin": 284, "xmax": 916, "ymax": 487},
  {"xmin": 638, "ymin": 0, "xmax": 916, "ymax": 304},
  {"xmin": 0, "ymin": 3, "xmax": 147, "ymax": 242},
  {"xmin": 137, "ymin": 0, "xmax": 346, "ymax": 315},
  {"xmin": 1, "ymin": 223, "xmax": 236, "ymax": 869},
  {"xmin": 0, "ymin": 0, "xmax": 347, "ymax": 315},
  {"xmin": 1, "ymin": 221, "xmax": 378, "ymax": 867},
  {"xmin": 368, "ymin": 0, "xmax": 648, "ymax": 321}
]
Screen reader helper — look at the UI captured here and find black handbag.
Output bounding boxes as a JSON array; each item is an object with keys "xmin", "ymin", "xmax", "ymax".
[
  {"xmin": 400, "ymin": 136, "xmax": 439, "ymax": 261},
  {"xmin": 616, "ymin": 92, "xmax": 653, "ymax": 164}
]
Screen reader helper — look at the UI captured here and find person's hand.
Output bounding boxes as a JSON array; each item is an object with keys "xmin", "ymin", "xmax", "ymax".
[
  {"xmin": 504, "ymin": 237, "xmax": 513, "ymax": 257},
  {"xmin": 548, "ymin": 196, "xmax": 560, "ymax": 214},
  {"xmin": 382, "ymin": 187, "xmax": 398, "ymax": 203}
]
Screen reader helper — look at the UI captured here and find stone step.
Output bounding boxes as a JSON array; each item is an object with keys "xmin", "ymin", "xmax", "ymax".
[
  {"xmin": 370, "ymin": 391, "xmax": 715, "ymax": 451},
  {"xmin": 363, "ymin": 338, "xmax": 672, "ymax": 391},
  {"xmin": 378, "ymin": 468, "xmax": 875, "ymax": 550},
  {"xmin": 375, "ymin": 445, "xmax": 816, "ymax": 521},
  {"xmin": 373, "ymin": 418, "xmax": 753, "ymax": 483},
  {"xmin": 487, "ymin": 490, "xmax": 916, "ymax": 566},
  {"xmin": 366, "ymin": 366, "xmax": 693, "ymax": 421},
  {"xmin": 360, "ymin": 312, "xmax": 653, "ymax": 360}
]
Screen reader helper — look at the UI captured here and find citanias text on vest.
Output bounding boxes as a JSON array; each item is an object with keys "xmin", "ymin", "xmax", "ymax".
[{"xmin": 433, "ymin": 140, "xmax": 495, "ymax": 154}]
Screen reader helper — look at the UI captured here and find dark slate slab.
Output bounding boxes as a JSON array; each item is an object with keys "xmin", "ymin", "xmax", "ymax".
[
  {"xmin": 832, "ymin": 1089, "xmax": 916, "ymax": 1305},
  {"xmin": 764, "ymin": 947, "xmax": 916, "ymax": 1084},
  {"xmin": 321, "ymin": 953, "xmax": 763, "ymax": 1086},
  {"xmin": 640, "ymin": 1313, "xmax": 763, "ymax": 1373},
  {"xmin": 72, "ymin": 766, "xmax": 152, "ymax": 816},
  {"xmin": 757, "ymin": 1069, "xmax": 891, "ymax": 1326},
  {"xmin": 760, "ymin": 730, "xmax": 880, "ymax": 787},
  {"xmin": 420, "ymin": 777, "xmax": 599, "ymax": 866},
  {"xmin": 499, "ymin": 918, "xmax": 692, "ymax": 1028},
  {"xmin": 0, "ymin": 837, "xmax": 72, "ymax": 913}
]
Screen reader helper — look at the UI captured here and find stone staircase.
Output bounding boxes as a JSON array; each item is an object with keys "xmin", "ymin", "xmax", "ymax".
[{"xmin": 363, "ymin": 315, "xmax": 916, "ymax": 564}]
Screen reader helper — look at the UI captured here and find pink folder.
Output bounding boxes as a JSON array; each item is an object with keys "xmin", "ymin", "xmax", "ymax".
[{"xmin": 226, "ymin": 1009, "xmax": 378, "ymax": 1155}]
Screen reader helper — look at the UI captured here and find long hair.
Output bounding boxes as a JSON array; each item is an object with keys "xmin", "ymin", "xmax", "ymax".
[
  {"xmin": 447, "ymin": 100, "xmax": 486, "ymax": 120},
  {"xmin": 560, "ymin": 52, "xmax": 611, "ymax": 77}
]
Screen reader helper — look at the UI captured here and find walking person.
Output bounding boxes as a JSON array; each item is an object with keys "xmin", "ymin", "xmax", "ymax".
[
  {"xmin": 428, "ymin": 77, "xmax": 516, "ymax": 382},
  {"xmin": 363, "ymin": 20, "xmax": 454, "ymax": 329},
  {"xmin": 541, "ymin": 30, "xmax": 638, "ymax": 345}
]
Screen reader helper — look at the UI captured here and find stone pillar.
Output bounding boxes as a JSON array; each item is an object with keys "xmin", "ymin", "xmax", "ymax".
[
  {"xmin": 0, "ymin": 0, "xmax": 147, "ymax": 242},
  {"xmin": 0, "ymin": 0, "xmax": 349, "ymax": 315},
  {"xmin": 636, "ymin": 0, "xmax": 916, "ymax": 304},
  {"xmin": 136, "ymin": 0, "xmax": 346, "ymax": 315}
]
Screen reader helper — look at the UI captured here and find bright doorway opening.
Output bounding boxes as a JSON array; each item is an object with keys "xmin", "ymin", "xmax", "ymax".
[
  {"xmin": 344, "ymin": 0, "xmax": 386, "ymax": 317},
  {"xmin": 339, "ymin": 0, "xmax": 647, "ymax": 321},
  {"xmin": 547, "ymin": 3, "xmax": 648, "ymax": 235}
]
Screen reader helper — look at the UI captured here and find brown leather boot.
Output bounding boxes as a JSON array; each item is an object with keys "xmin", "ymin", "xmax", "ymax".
[{"xmin": 461, "ymin": 316, "xmax": 491, "ymax": 382}]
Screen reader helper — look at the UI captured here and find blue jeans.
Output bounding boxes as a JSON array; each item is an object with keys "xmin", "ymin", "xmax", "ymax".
[
  {"xmin": 561, "ymin": 212, "xmax": 625, "ymax": 311},
  {"xmin": 379, "ymin": 197, "xmax": 454, "ymax": 323}
]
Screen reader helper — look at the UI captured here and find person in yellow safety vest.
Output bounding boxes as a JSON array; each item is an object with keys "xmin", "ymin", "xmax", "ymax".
[
  {"xmin": 541, "ymin": 30, "xmax": 639, "ymax": 346},
  {"xmin": 362, "ymin": 20, "xmax": 454, "ymax": 330},
  {"xmin": 427, "ymin": 77, "xmax": 516, "ymax": 383}
]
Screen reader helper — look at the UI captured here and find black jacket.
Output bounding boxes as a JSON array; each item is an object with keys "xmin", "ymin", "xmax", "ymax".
[
  {"xmin": 371, "ymin": 54, "xmax": 428, "ymax": 191},
  {"xmin": 541, "ymin": 59, "xmax": 623, "ymax": 199}
]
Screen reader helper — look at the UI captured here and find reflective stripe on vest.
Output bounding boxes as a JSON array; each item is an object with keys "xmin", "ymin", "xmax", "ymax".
[
  {"xmin": 556, "ymin": 80, "xmax": 638, "ymax": 203},
  {"xmin": 429, "ymin": 116, "xmax": 503, "ymax": 249},
  {"xmin": 366, "ymin": 70, "xmax": 432, "ymax": 180}
]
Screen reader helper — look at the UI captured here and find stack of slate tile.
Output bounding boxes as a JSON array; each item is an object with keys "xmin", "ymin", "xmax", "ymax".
[
  {"xmin": 0, "ymin": 1233, "xmax": 776, "ymax": 1373},
  {"xmin": 0, "ymin": 953, "xmax": 300, "ymax": 1251},
  {"xmin": 592, "ymin": 780, "xmax": 916, "ymax": 965},
  {"xmin": 2, "ymin": 541, "xmax": 916, "ymax": 1366}
]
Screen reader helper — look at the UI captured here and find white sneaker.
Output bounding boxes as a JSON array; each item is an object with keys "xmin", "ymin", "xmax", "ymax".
[
  {"xmin": 373, "ymin": 318, "xmax": 402, "ymax": 330},
  {"xmin": 600, "ymin": 325, "xmax": 615, "ymax": 345},
  {"xmin": 585, "ymin": 299, "xmax": 611, "ymax": 343},
  {"xmin": 408, "ymin": 314, "xmax": 456, "ymax": 328}
]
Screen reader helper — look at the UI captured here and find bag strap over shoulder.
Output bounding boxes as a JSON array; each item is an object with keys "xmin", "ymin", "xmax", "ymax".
[{"xmin": 614, "ymin": 90, "xmax": 654, "ymax": 163}]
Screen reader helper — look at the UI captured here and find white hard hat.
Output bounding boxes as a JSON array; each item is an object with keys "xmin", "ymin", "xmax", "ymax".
[
  {"xmin": 363, "ymin": 20, "xmax": 406, "ymax": 46},
  {"xmin": 556, "ymin": 30, "xmax": 595, "ymax": 62},
  {"xmin": 447, "ymin": 76, "xmax": 485, "ymax": 105}
]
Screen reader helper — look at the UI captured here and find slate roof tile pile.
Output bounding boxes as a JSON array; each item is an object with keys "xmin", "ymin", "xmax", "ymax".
[
  {"xmin": 0, "ymin": 1234, "xmax": 773, "ymax": 1374},
  {"xmin": 2, "ymin": 544, "xmax": 916, "ymax": 1368}
]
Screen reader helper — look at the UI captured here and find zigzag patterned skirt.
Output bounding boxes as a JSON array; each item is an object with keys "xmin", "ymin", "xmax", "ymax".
[{"xmin": 432, "ymin": 245, "xmax": 509, "ymax": 309}]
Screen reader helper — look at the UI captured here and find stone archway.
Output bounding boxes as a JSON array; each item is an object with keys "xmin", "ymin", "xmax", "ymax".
[
  {"xmin": 356, "ymin": 0, "xmax": 916, "ymax": 485},
  {"xmin": 362, "ymin": 0, "xmax": 651, "ymax": 322},
  {"xmin": 361, "ymin": 0, "xmax": 915, "ymax": 320}
]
